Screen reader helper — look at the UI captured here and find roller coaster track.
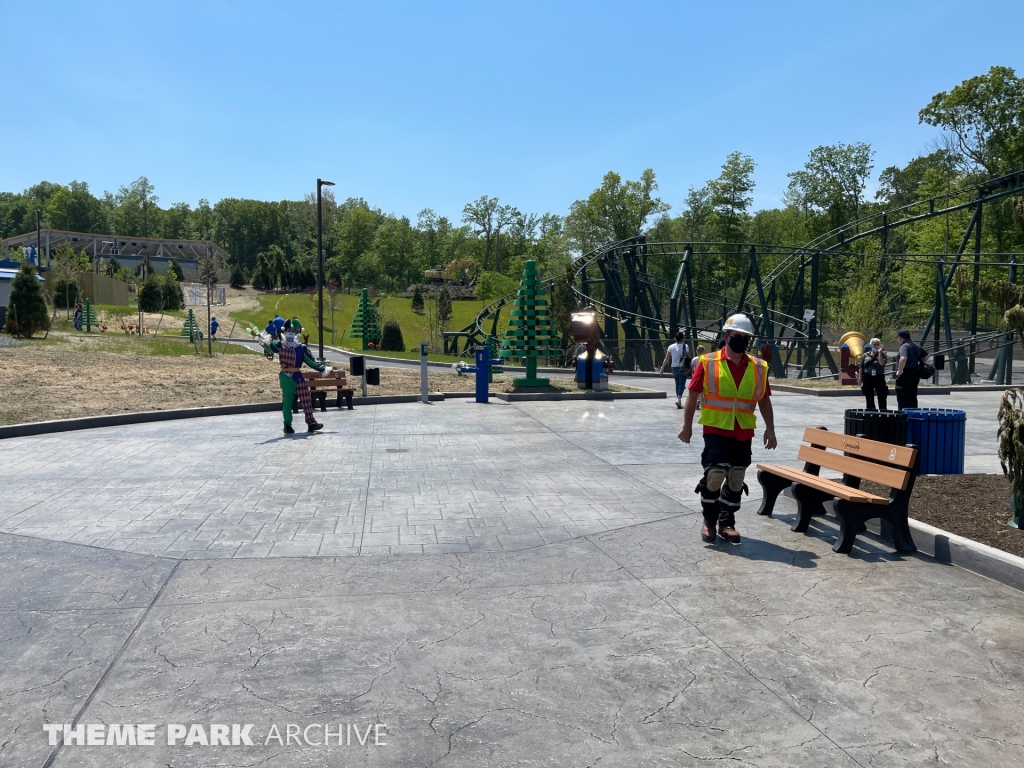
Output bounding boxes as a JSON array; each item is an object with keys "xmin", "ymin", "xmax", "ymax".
[{"xmin": 446, "ymin": 167, "xmax": 1024, "ymax": 377}]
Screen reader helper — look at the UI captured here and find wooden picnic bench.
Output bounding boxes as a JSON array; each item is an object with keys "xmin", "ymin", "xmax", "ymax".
[
  {"xmin": 295, "ymin": 370, "xmax": 354, "ymax": 412},
  {"xmin": 754, "ymin": 427, "xmax": 920, "ymax": 554}
]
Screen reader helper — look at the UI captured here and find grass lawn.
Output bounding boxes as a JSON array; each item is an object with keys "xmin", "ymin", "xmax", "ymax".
[{"xmin": 229, "ymin": 293, "xmax": 508, "ymax": 360}]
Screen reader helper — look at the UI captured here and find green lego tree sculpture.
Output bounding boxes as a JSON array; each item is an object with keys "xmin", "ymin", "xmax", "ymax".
[
  {"xmin": 83, "ymin": 298, "xmax": 98, "ymax": 332},
  {"xmin": 347, "ymin": 288, "xmax": 381, "ymax": 350},
  {"xmin": 500, "ymin": 259, "xmax": 560, "ymax": 387},
  {"xmin": 180, "ymin": 309, "xmax": 201, "ymax": 342}
]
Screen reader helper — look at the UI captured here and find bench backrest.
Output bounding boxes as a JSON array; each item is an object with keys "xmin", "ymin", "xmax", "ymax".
[{"xmin": 800, "ymin": 427, "xmax": 918, "ymax": 491}]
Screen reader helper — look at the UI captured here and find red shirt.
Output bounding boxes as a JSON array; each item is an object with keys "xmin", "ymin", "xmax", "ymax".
[{"xmin": 687, "ymin": 354, "xmax": 771, "ymax": 441}]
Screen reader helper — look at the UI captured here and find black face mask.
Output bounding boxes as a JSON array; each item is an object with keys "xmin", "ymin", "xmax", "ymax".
[{"xmin": 727, "ymin": 334, "xmax": 750, "ymax": 354}]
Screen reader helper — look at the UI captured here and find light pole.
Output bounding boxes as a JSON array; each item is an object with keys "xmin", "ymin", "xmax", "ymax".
[{"xmin": 316, "ymin": 178, "xmax": 335, "ymax": 362}]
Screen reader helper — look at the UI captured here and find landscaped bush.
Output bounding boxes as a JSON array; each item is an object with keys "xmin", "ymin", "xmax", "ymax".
[
  {"xmin": 161, "ymin": 278, "xmax": 185, "ymax": 311},
  {"xmin": 53, "ymin": 278, "xmax": 80, "ymax": 309},
  {"xmin": 411, "ymin": 286, "xmax": 424, "ymax": 313},
  {"xmin": 138, "ymin": 277, "xmax": 165, "ymax": 312},
  {"xmin": 5, "ymin": 264, "xmax": 50, "ymax": 337},
  {"xmin": 380, "ymin": 319, "xmax": 405, "ymax": 352}
]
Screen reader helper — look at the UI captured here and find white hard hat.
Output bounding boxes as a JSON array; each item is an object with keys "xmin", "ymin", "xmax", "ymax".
[{"xmin": 723, "ymin": 314, "xmax": 755, "ymax": 335}]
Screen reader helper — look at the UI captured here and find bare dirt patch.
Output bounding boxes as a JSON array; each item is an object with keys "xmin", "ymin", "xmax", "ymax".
[
  {"xmin": 864, "ymin": 474, "xmax": 1024, "ymax": 558},
  {"xmin": 1, "ymin": 337, "xmax": 648, "ymax": 425}
]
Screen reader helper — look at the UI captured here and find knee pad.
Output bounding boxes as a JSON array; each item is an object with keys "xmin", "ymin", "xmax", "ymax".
[
  {"xmin": 701, "ymin": 465, "xmax": 728, "ymax": 494},
  {"xmin": 720, "ymin": 466, "xmax": 749, "ymax": 510},
  {"xmin": 727, "ymin": 466, "xmax": 747, "ymax": 494}
]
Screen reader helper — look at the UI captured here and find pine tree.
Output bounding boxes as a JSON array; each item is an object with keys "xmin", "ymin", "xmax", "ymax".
[
  {"xmin": 411, "ymin": 285, "xmax": 424, "ymax": 313},
  {"xmin": 500, "ymin": 259, "xmax": 561, "ymax": 387},
  {"xmin": 168, "ymin": 260, "xmax": 185, "ymax": 282},
  {"xmin": 5, "ymin": 264, "xmax": 50, "ymax": 337}
]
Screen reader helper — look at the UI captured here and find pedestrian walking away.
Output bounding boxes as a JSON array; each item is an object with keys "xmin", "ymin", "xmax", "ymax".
[
  {"xmin": 895, "ymin": 329, "xmax": 927, "ymax": 410},
  {"xmin": 679, "ymin": 314, "xmax": 777, "ymax": 544},
  {"xmin": 861, "ymin": 337, "xmax": 888, "ymax": 410},
  {"xmin": 658, "ymin": 331, "xmax": 692, "ymax": 408}
]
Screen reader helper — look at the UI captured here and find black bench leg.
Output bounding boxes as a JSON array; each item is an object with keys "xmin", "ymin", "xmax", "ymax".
[
  {"xmin": 755, "ymin": 470, "xmax": 791, "ymax": 516},
  {"xmin": 791, "ymin": 484, "xmax": 830, "ymax": 533},
  {"xmin": 317, "ymin": 391, "xmax": 327, "ymax": 412},
  {"xmin": 344, "ymin": 392, "xmax": 353, "ymax": 410},
  {"xmin": 832, "ymin": 502, "xmax": 862, "ymax": 554},
  {"xmin": 884, "ymin": 510, "xmax": 917, "ymax": 553}
]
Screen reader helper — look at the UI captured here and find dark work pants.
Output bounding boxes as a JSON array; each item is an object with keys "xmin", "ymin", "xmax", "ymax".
[
  {"xmin": 700, "ymin": 433, "xmax": 753, "ymax": 528},
  {"xmin": 895, "ymin": 371, "xmax": 920, "ymax": 410},
  {"xmin": 861, "ymin": 373, "xmax": 888, "ymax": 411}
]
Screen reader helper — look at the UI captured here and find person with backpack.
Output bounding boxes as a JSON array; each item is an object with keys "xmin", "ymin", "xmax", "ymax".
[
  {"xmin": 860, "ymin": 337, "xmax": 889, "ymax": 410},
  {"xmin": 895, "ymin": 329, "xmax": 927, "ymax": 410},
  {"xmin": 658, "ymin": 331, "xmax": 692, "ymax": 409}
]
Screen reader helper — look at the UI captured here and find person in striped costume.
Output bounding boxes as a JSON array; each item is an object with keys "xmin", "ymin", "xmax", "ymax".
[
  {"xmin": 267, "ymin": 320, "xmax": 327, "ymax": 434},
  {"xmin": 678, "ymin": 314, "xmax": 777, "ymax": 544}
]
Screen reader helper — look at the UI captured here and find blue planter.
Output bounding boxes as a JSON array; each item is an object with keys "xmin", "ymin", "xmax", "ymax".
[{"xmin": 903, "ymin": 408, "xmax": 966, "ymax": 475}]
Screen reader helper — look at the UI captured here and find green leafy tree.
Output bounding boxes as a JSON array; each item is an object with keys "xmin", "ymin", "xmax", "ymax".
[
  {"xmin": 436, "ymin": 286, "xmax": 453, "ymax": 330},
  {"xmin": 44, "ymin": 181, "xmax": 106, "ymax": 232},
  {"xmin": 5, "ymin": 264, "xmax": 49, "ymax": 337},
  {"xmin": 708, "ymin": 152, "xmax": 756, "ymax": 243},
  {"xmin": 49, "ymin": 244, "xmax": 89, "ymax": 315},
  {"xmin": 411, "ymin": 285, "xmax": 424, "ymax": 313},
  {"xmin": 787, "ymin": 142, "xmax": 874, "ymax": 230},
  {"xmin": 370, "ymin": 216, "xmax": 418, "ymax": 291},
  {"xmin": 167, "ymin": 259, "xmax": 185, "ymax": 282},
  {"xmin": 229, "ymin": 266, "xmax": 245, "ymax": 288},
  {"xmin": 566, "ymin": 169, "xmax": 669, "ymax": 252},
  {"xmin": 919, "ymin": 66, "xmax": 1024, "ymax": 176}
]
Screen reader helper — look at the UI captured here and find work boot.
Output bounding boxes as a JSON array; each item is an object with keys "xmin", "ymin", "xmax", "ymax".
[
  {"xmin": 307, "ymin": 422, "xmax": 324, "ymax": 433},
  {"xmin": 718, "ymin": 524, "xmax": 741, "ymax": 544},
  {"xmin": 701, "ymin": 513, "xmax": 718, "ymax": 543},
  {"xmin": 283, "ymin": 424, "xmax": 295, "ymax": 434}
]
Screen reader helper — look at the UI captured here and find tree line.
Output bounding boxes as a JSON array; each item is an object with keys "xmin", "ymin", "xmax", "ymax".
[{"xmin": 2, "ymin": 66, "xmax": 1022, "ymax": 333}]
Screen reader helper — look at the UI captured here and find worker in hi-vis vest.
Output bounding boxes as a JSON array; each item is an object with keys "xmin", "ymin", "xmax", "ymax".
[{"xmin": 678, "ymin": 314, "xmax": 777, "ymax": 544}]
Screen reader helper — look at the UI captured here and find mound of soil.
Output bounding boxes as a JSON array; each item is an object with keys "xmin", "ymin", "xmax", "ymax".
[{"xmin": 867, "ymin": 474, "xmax": 1024, "ymax": 558}]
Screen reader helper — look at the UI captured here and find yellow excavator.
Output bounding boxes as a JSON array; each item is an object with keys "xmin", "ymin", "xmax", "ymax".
[{"xmin": 424, "ymin": 259, "xmax": 478, "ymax": 286}]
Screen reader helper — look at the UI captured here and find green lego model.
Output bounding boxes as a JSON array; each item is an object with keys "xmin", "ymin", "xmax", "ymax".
[
  {"xmin": 347, "ymin": 288, "xmax": 381, "ymax": 351},
  {"xmin": 180, "ymin": 309, "xmax": 202, "ymax": 342},
  {"xmin": 83, "ymin": 298, "xmax": 98, "ymax": 332},
  {"xmin": 500, "ymin": 260, "xmax": 560, "ymax": 387}
]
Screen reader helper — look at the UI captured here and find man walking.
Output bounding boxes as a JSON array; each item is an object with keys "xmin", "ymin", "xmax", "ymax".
[
  {"xmin": 895, "ymin": 329, "xmax": 925, "ymax": 410},
  {"xmin": 679, "ymin": 314, "xmax": 777, "ymax": 544},
  {"xmin": 658, "ymin": 331, "xmax": 692, "ymax": 409}
]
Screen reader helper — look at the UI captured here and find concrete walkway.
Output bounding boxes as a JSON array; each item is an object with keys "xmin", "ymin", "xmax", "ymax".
[{"xmin": 1, "ymin": 392, "xmax": 1021, "ymax": 767}]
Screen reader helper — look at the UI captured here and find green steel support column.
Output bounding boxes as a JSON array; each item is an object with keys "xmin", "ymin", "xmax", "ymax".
[
  {"xmin": 1009, "ymin": 256, "xmax": 1017, "ymax": 385},
  {"xmin": 970, "ymin": 200, "xmax": 983, "ymax": 374}
]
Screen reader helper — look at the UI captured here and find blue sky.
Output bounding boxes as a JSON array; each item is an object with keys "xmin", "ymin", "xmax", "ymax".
[{"xmin": 3, "ymin": 1, "xmax": 1023, "ymax": 223}]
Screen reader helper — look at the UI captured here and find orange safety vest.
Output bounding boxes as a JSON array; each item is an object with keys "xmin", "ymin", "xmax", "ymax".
[{"xmin": 698, "ymin": 349, "xmax": 768, "ymax": 431}]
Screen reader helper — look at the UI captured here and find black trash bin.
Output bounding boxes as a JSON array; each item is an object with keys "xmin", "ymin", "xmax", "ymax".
[{"xmin": 843, "ymin": 409, "xmax": 907, "ymax": 445}]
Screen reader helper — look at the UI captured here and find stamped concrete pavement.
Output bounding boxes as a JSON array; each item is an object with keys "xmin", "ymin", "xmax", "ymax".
[{"xmin": 1, "ymin": 391, "xmax": 1021, "ymax": 767}]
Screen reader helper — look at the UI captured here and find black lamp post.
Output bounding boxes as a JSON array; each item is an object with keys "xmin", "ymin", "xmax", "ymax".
[{"xmin": 316, "ymin": 178, "xmax": 335, "ymax": 362}]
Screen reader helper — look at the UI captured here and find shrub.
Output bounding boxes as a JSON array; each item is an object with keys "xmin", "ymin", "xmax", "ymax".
[
  {"xmin": 161, "ymin": 278, "xmax": 185, "ymax": 311},
  {"xmin": 380, "ymin": 319, "xmax": 405, "ymax": 352},
  {"xmin": 411, "ymin": 286, "xmax": 424, "ymax": 313},
  {"xmin": 138, "ymin": 277, "xmax": 165, "ymax": 312},
  {"xmin": 5, "ymin": 264, "xmax": 50, "ymax": 337},
  {"xmin": 230, "ymin": 266, "xmax": 246, "ymax": 289},
  {"xmin": 168, "ymin": 260, "xmax": 185, "ymax": 282},
  {"xmin": 53, "ymin": 278, "xmax": 80, "ymax": 309}
]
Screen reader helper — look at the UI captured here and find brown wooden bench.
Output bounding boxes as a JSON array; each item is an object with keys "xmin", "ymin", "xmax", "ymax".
[
  {"xmin": 295, "ymin": 371, "xmax": 354, "ymax": 412},
  {"xmin": 754, "ymin": 427, "xmax": 920, "ymax": 554}
]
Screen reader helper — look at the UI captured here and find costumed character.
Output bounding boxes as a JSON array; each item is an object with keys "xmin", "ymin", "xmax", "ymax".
[{"xmin": 265, "ymin": 320, "xmax": 327, "ymax": 434}]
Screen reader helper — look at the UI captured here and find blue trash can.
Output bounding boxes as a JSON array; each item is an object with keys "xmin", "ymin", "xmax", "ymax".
[{"xmin": 903, "ymin": 408, "xmax": 966, "ymax": 474}]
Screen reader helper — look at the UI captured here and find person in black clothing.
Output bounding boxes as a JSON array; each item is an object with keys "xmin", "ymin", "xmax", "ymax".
[
  {"xmin": 860, "ymin": 337, "xmax": 888, "ymax": 410},
  {"xmin": 895, "ymin": 329, "xmax": 925, "ymax": 410}
]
